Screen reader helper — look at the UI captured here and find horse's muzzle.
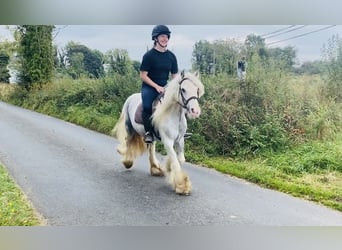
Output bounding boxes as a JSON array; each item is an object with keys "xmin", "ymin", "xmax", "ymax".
[{"xmin": 187, "ymin": 107, "xmax": 201, "ymax": 119}]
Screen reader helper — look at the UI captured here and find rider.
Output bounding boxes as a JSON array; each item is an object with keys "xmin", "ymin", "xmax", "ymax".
[{"xmin": 140, "ymin": 25, "xmax": 178, "ymax": 143}]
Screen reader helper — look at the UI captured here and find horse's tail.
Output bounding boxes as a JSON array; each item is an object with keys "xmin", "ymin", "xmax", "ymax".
[
  {"xmin": 112, "ymin": 95, "xmax": 146, "ymax": 167},
  {"xmin": 111, "ymin": 106, "xmax": 127, "ymax": 154}
]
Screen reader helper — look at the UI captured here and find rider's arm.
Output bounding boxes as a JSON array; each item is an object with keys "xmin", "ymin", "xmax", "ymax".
[
  {"xmin": 171, "ymin": 73, "xmax": 178, "ymax": 79},
  {"xmin": 140, "ymin": 71, "xmax": 164, "ymax": 93}
]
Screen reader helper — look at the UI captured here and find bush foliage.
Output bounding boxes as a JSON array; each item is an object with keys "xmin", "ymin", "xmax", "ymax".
[
  {"xmin": 3, "ymin": 61, "xmax": 341, "ymax": 159},
  {"xmin": 4, "ymin": 73, "xmax": 141, "ymax": 134},
  {"xmin": 2, "ymin": 34, "xmax": 342, "ymax": 159}
]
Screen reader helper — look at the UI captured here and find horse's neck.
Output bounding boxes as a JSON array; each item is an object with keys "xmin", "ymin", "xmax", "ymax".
[
  {"xmin": 159, "ymin": 98, "xmax": 183, "ymax": 116},
  {"xmin": 152, "ymin": 94, "xmax": 185, "ymax": 126}
]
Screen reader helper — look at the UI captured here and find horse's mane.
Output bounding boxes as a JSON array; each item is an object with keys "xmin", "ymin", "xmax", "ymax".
[{"xmin": 152, "ymin": 71, "xmax": 204, "ymax": 126}]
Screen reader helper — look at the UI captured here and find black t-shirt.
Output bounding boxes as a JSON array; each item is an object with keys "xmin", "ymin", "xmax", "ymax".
[
  {"xmin": 238, "ymin": 61, "xmax": 246, "ymax": 71},
  {"xmin": 140, "ymin": 48, "xmax": 178, "ymax": 87}
]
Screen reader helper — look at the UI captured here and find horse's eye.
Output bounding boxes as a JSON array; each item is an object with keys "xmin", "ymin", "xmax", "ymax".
[{"xmin": 181, "ymin": 88, "xmax": 186, "ymax": 93}]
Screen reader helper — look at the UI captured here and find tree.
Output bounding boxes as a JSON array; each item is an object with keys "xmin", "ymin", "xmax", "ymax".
[
  {"xmin": 212, "ymin": 39, "xmax": 242, "ymax": 75},
  {"xmin": 64, "ymin": 42, "xmax": 104, "ymax": 79},
  {"xmin": 244, "ymin": 34, "xmax": 266, "ymax": 58},
  {"xmin": 268, "ymin": 46, "xmax": 297, "ymax": 69},
  {"xmin": 132, "ymin": 60, "xmax": 141, "ymax": 74},
  {"xmin": 322, "ymin": 35, "xmax": 342, "ymax": 101},
  {"xmin": 192, "ymin": 39, "xmax": 243, "ymax": 75},
  {"xmin": 293, "ymin": 60, "xmax": 326, "ymax": 75},
  {"xmin": 0, "ymin": 29, "xmax": 20, "ymax": 83},
  {"xmin": 105, "ymin": 49, "xmax": 133, "ymax": 75},
  {"xmin": 192, "ymin": 40, "xmax": 215, "ymax": 75},
  {"xmin": 16, "ymin": 25, "xmax": 55, "ymax": 89},
  {"xmin": 0, "ymin": 52, "xmax": 10, "ymax": 83}
]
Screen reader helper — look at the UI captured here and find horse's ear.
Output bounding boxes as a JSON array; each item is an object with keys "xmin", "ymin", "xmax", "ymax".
[
  {"xmin": 194, "ymin": 71, "xmax": 200, "ymax": 79},
  {"xmin": 181, "ymin": 70, "xmax": 185, "ymax": 78}
]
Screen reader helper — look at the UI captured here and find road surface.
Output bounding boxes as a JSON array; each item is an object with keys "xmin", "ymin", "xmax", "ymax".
[{"xmin": 0, "ymin": 101, "xmax": 341, "ymax": 225}]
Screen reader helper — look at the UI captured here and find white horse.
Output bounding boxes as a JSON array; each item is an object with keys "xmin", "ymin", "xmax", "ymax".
[{"xmin": 112, "ymin": 71, "xmax": 204, "ymax": 195}]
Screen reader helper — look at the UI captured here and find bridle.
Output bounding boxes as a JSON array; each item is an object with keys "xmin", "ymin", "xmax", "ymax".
[{"xmin": 177, "ymin": 77, "xmax": 200, "ymax": 110}]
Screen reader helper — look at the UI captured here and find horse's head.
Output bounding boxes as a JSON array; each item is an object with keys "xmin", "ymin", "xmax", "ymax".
[{"xmin": 177, "ymin": 71, "xmax": 204, "ymax": 119}]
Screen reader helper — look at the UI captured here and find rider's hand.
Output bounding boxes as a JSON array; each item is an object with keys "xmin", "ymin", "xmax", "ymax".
[{"xmin": 155, "ymin": 85, "xmax": 165, "ymax": 94}]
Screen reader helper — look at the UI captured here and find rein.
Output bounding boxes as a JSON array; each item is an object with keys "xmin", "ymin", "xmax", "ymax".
[{"xmin": 177, "ymin": 77, "xmax": 199, "ymax": 109}]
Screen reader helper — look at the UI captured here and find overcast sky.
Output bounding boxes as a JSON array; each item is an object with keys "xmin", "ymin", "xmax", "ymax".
[{"xmin": 1, "ymin": 25, "xmax": 342, "ymax": 70}]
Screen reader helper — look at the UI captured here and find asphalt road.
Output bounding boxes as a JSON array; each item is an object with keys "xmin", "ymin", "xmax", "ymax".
[{"xmin": 0, "ymin": 101, "xmax": 341, "ymax": 225}]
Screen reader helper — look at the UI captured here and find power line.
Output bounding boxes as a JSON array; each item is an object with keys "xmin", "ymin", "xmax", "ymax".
[
  {"xmin": 260, "ymin": 25, "xmax": 296, "ymax": 37},
  {"xmin": 53, "ymin": 25, "xmax": 68, "ymax": 40},
  {"xmin": 263, "ymin": 25, "xmax": 307, "ymax": 39},
  {"xmin": 266, "ymin": 25, "xmax": 336, "ymax": 45}
]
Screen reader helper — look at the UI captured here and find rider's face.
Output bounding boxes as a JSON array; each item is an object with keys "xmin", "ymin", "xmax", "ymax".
[{"xmin": 156, "ymin": 34, "xmax": 169, "ymax": 47}]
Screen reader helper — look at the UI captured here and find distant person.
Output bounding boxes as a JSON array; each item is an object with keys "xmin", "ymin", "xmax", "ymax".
[{"xmin": 237, "ymin": 57, "xmax": 247, "ymax": 81}]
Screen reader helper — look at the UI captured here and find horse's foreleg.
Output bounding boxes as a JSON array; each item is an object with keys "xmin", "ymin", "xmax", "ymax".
[
  {"xmin": 174, "ymin": 138, "xmax": 185, "ymax": 165},
  {"xmin": 148, "ymin": 143, "xmax": 164, "ymax": 176},
  {"xmin": 162, "ymin": 137, "xmax": 191, "ymax": 195}
]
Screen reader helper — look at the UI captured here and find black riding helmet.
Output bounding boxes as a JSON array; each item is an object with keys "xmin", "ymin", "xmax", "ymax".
[{"xmin": 151, "ymin": 25, "xmax": 171, "ymax": 40}]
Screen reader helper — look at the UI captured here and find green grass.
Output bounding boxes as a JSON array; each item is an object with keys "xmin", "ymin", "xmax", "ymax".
[
  {"xmin": 198, "ymin": 138, "xmax": 342, "ymax": 211},
  {"xmin": 0, "ymin": 163, "xmax": 42, "ymax": 226}
]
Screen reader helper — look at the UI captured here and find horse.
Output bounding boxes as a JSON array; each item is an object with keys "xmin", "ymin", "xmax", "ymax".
[{"xmin": 112, "ymin": 71, "xmax": 205, "ymax": 195}]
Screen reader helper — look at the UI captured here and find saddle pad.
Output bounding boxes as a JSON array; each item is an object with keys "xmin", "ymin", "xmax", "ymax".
[
  {"xmin": 134, "ymin": 103, "xmax": 144, "ymax": 124},
  {"xmin": 134, "ymin": 93, "xmax": 164, "ymax": 125}
]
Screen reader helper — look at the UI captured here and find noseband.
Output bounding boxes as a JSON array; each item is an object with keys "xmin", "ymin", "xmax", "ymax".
[{"xmin": 178, "ymin": 77, "xmax": 200, "ymax": 109}]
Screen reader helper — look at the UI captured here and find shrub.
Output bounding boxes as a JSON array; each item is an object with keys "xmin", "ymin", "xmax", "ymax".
[{"xmin": 3, "ymin": 53, "xmax": 341, "ymax": 159}]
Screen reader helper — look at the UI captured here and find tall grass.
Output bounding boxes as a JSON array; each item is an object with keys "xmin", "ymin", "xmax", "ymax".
[
  {"xmin": 0, "ymin": 83, "xmax": 15, "ymax": 99},
  {"xmin": 285, "ymin": 75, "xmax": 342, "ymax": 140},
  {"xmin": 2, "ymin": 74, "xmax": 141, "ymax": 134}
]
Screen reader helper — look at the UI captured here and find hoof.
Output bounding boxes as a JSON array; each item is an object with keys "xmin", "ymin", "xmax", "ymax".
[
  {"xmin": 123, "ymin": 160, "xmax": 133, "ymax": 169},
  {"xmin": 174, "ymin": 176, "xmax": 191, "ymax": 195},
  {"xmin": 176, "ymin": 190, "xmax": 191, "ymax": 196},
  {"xmin": 150, "ymin": 165, "xmax": 164, "ymax": 176},
  {"xmin": 168, "ymin": 171, "xmax": 192, "ymax": 195}
]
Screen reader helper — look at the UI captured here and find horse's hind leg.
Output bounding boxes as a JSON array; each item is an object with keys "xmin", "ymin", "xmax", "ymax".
[
  {"xmin": 122, "ymin": 133, "xmax": 146, "ymax": 169},
  {"xmin": 121, "ymin": 152, "xmax": 134, "ymax": 169},
  {"xmin": 148, "ymin": 143, "xmax": 164, "ymax": 176},
  {"xmin": 117, "ymin": 140, "xmax": 134, "ymax": 169},
  {"xmin": 112, "ymin": 112, "xmax": 133, "ymax": 168}
]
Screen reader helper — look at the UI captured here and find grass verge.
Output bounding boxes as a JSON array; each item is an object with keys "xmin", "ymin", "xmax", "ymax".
[
  {"xmin": 196, "ymin": 139, "xmax": 342, "ymax": 212},
  {"xmin": 0, "ymin": 163, "xmax": 42, "ymax": 226}
]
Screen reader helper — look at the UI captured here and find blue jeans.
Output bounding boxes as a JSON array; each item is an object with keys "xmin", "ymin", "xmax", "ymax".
[
  {"xmin": 141, "ymin": 84, "xmax": 159, "ymax": 115},
  {"xmin": 141, "ymin": 84, "xmax": 159, "ymax": 133}
]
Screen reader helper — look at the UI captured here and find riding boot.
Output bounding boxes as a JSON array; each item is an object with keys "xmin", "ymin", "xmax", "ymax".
[{"xmin": 142, "ymin": 110, "xmax": 154, "ymax": 143}]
